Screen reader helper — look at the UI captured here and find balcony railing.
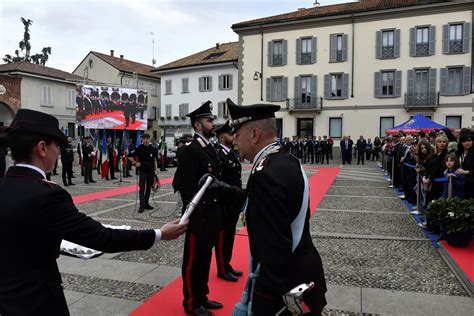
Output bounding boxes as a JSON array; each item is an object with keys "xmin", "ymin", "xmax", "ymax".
[
  {"xmin": 301, "ymin": 53, "xmax": 312, "ymax": 64},
  {"xmin": 405, "ymin": 92, "xmax": 439, "ymax": 108},
  {"xmin": 382, "ymin": 46, "xmax": 394, "ymax": 58},
  {"xmin": 415, "ymin": 43, "xmax": 429, "ymax": 56},
  {"xmin": 272, "ymin": 55, "xmax": 283, "ymax": 65},
  {"xmin": 336, "ymin": 51, "xmax": 343, "ymax": 61},
  {"xmin": 449, "ymin": 40, "xmax": 463, "ymax": 53},
  {"xmin": 286, "ymin": 98, "xmax": 322, "ymax": 111}
]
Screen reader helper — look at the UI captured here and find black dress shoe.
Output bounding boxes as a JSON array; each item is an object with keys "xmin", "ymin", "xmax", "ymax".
[
  {"xmin": 217, "ymin": 272, "xmax": 238, "ymax": 282},
  {"xmin": 90, "ymin": 180, "xmax": 97, "ymax": 183},
  {"xmin": 229, "ymin": 267, "xmax": 243, "ymax": 277},
  {"xmin": 186, "ymin": 306, "xmax": 214, "ymax": 316},
  {"xmin": 201, "ymin": 300, "xmax": 222, "ymax": 309},
  {"xmin": 138, "ymin": 207, "xmax": 145, "ymax": 213},
  {"xmin": 144, "ymin": 205, "xmax": 154, "ymax": 210},
  {"xmin": 69, "ymin": 182, "xmax": 75, "ymax": 186},
  {"xmin": 64, "ymin": 183, "xmax": 69, "ymax": 187}
]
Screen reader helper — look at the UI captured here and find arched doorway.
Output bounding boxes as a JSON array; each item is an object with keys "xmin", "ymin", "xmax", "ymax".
[{"xmin": 0, "ymin": 102, "xmax": 15, "ymax": 127}]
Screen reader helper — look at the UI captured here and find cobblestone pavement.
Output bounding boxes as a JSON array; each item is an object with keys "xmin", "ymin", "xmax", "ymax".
[{"xmin": 43, "ymin": 158, "xmax": 470, "ymax": 315}]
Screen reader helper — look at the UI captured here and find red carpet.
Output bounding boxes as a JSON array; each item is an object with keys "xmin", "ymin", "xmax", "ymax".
[
  {"xmin": 440, "ymin": 241, "xmax": 474, "ymax": 282},
  {"xmin": 72, "ymin": 177, "xmax": 173, "ymax": 205},
  {"xmin": 131, "ymin": 168, "xmax": 340, "ymax": 316}
]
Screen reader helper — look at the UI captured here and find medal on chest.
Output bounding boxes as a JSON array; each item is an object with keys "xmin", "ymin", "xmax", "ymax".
[{"xmin": 207, "ymin": 163, "xmax": 213, "ymax": 174}]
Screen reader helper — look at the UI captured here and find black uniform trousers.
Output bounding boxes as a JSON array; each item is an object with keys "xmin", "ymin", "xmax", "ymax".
[
  {"xmin": 215, "ymin": 203, "xmax": 240, "ymax": 274},
  {"xmin": 83, "ymin": 160, "xmax": 93, "ymax": 183},
  {"xmin": 357, "ymin": 151, "xmax": 365, "ymax": 164},
  {"xmin": 321, "ymin": 151, "xmax": 330, "ymax": 164},
  {"xmin": 182, "ymin": 229, "xmax": 219, "ymax": 311},
  {"xmin": 138, "ymin": 171, "xmax": 153, "ymax": 207},
  {"xmin": 0, "ymin": 157, "xmax": 5, "ymax": 178},
  {"xmin": 62, "ymin": 160, "xmax": 73, "ymax": 185}
]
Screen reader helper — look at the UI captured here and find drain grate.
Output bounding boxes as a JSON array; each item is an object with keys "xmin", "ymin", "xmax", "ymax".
[{"xmin": 323, "ymin": 309, "xmax": 379, "ymax": 316}]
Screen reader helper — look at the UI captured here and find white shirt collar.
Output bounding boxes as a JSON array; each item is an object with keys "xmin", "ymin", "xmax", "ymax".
[
  {"xmin": 219, "ymin": 143, "xmax": 231, "ymax": 154},
  {"xmin": 14, "ymin": 163, "xmax": 46, "ymax": 179},
  {"xmin": 195, "ymin": 132, "xmax": 210, "ymax": 145},
  {"xmin": 252, "ymin": 142, "xmax": 277, "ymax": 164}
]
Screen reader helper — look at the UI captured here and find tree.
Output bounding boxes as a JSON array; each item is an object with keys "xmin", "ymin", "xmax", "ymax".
[{"xmin": 3, "ymin": 17, "xmax": 52, "ymax": 65}]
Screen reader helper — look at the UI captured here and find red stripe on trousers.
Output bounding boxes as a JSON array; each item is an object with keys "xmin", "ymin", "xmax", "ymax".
[
  {"xmin": 184, "ymin": 233, "xmax": 196, "ymax": 311},
  {"xmin": 217, "ymin": 229, "xmax": 226, "ymax": 273}
]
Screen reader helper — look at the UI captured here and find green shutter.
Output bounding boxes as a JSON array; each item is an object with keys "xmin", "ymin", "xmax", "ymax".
[
  {"xmin": 395, "ymin": 71, "xmax": 402, "ymax": 97},
  {"xmin": 324, "ymin": 75, "xmax": 330, "ymax": 99},
  {"xmin": 282, "ymin": 40, "xmax": 288, "ymax": 65},
  {"xmin": 330, "ymin": 35, "xmax": 337, "ymax": 62},
  {"xmin": 442, "ymin": 24, "xmax": 449, "ymax": 54},
  {"xmin": 394, "ymin": 29, "xmax": 401, "ymax": 58},
  {"xmin": 342, "ymin": 73, "xmax": 349, "ymax": 98},
  {"xmin": 342, "ymin": 34, "xmax": 348, "ymax": 61},
  {"xmin": 311, "ymin": 37, "xmax": 317, "ymax": 64},
  {"xmin": 268, "ymin": 41, "xmax": 273, "ymax": 66},
  {"xmin": 266, "ymin": 78, "xmax": 271, "ymax": 101}
]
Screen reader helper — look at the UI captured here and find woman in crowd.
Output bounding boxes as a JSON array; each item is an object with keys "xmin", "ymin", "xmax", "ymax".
[
  {"xmin": 456, "ymin": 129, "xmax": 474, "ymax": 199},
  {"xmin": 422, "ymin": 135, "xmax": 448, "ymax": 205},
  {"xmin": 373, "ymin": 136, "xmax": 382, "ymax": 161},
  {"xmin": 442, "ymin": 153, "xmax": 464, "ymax": 198},
  {"xmin": 415, "ymin": 140, "xmax": 433, "ymax": 210}
]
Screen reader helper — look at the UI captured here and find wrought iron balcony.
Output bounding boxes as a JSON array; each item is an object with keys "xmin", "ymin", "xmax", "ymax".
[
  {"xmin": 286, "ymin": 98, "xmax": 322, "ymax": 112},
  {"xmin": 382, "ymin": 46, "xmax": 394, "ymax": 58},
  {"xmin": 415, "ymin": 43, "xmax": 429, "ymax": 56},
  {"xmin": 404, "ymin": 92, "xmax": 439, "ymax": 108},
  {"xmin": 301, "ymin": 53, "xmax": 312, "ymax": 64},
  {"xmin": 449, "ymin": 40, "xmax": 463, "ymax": 53},
  {"xmin": 272, "ymin": 55, "xmax": 283, "ymax": 65}
]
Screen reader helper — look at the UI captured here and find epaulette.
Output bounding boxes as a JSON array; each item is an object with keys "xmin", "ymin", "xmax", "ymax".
[
  {"xmin": 197, "ymin": 138, "xmax": 207, "ymax": 148},
  {"xmin": 39, "ymin": 178, "xmax": 57, "ymax": 189}
]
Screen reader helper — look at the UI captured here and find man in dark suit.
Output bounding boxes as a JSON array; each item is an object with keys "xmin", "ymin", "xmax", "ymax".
[
  {"xmin": 172, "ymin": 101, "xmax": 225, "ymax": 316},
  {"xmin": 207, "ymin": 99, "xmax": 327, "ymax": 315},
  {"xmin": 60, "ymin": 136, "xmax": 75, "ymax": 186},
  {"xmin": 340, "ymin": 136, "xmax": 353, "ymax": 164},
  {"xmin": 0, "ymin": 109, "xmax": 187, "ymax": 316},
  {"xmin": 356, "ymin": 135, "xmax": 367, "ymax": 165},
  {"xmin": 214, "ymin": 120, "xmax": 243, "ymax": 282},
  {"xmin": 82, "ymin": 135, "xmax": 96, "ymax": 184}
]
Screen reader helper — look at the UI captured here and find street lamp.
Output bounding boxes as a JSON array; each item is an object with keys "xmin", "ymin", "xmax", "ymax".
[{"xmin": 253, "ymin": 71, "xmax": 262, "ymax": 81}]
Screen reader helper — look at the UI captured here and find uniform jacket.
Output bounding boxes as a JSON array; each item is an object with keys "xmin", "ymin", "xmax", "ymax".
[
  {"xmin": 217, "ymin": 144, "xmax": 242, "ymax": 188},
  {"xmin": 245, "ymin": 147, "xmax": 327, "ymax": 314},
  {"xmin": 60, "ymin": 144, "xmax": 74, "ymax": 162},
  {"xmin": 0, "ymin": 166, "xmax": 155, "ymax": 315},
  {"xmin": 173, "ymin": 134, "xmax": 224, "ymax": 233}
]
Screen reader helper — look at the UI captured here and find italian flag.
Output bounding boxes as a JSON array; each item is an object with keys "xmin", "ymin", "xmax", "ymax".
[{"xmin": 101, "ymin": 131, "xmax": 109, "ymax": 179}]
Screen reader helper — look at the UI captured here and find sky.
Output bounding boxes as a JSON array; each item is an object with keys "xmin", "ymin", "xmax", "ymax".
[{"xmin": 0, "ymin": 0, "xmax": 346, "ymax": 73}]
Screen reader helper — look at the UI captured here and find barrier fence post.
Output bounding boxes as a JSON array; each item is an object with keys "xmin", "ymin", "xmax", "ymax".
[
  {"xmin": 388, "ymin": 155, "xmax": 395, "ymax": 188},
  {"xmin": 448, "ymin": 175, "xmax": 453, "ymax": 199},
  {"xmin": 416, "ymin": 173, "xmax": 422, "ymax": 213}
]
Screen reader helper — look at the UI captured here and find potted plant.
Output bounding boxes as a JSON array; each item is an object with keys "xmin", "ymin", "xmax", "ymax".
[
  {"xmin": 441, "ymin": 198, "xmax": 474, "ymax": 247},
  {"xmin": 425, "ymin": 198, "xmax": 446, "ymax": 234}
]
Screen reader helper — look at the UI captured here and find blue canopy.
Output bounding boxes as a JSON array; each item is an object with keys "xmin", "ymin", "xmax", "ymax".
[{"xmin": 385, "ymin": 114, "xmax": 449, "ymax": 134}]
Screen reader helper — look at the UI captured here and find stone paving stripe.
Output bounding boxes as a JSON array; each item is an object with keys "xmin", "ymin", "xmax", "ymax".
[
  {"xmin": 313, "ymin": 232, "xmax": 428, "ymax": 241},
  {"xmin": 316, "ymin": 208, "xmax": 408, "ymax": 214},
  {"xmin": 67, "ymin": 292, "xmax": 142, "ymax": 315},
  {"xmin": 324, "ymin": 195, "xmax": 399, "ymax": 199}
]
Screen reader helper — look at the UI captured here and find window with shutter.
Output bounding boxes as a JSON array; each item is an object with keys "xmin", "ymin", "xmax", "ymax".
[
  {"xmin": 182, "ymin": 78, "xmax": 189, "ymax": 93},
  {"xmin": 382, "ymin": 30, "xmax": 395, "ymax": 58},
  {"xmin": 329, "ymin": 117, "xmax": 342, "ymax": 138},
  {"xmin": 41, "ymin": 85, "xmax": 52, "ymax": 107},
  {"xmin": 448, "ymin": 24, "xmax": 463, "ymax": 53},
  {"xmin": 382, "ymin": 71, "xmax": 395, "ymax": 96},
  {"xmin": 272, "ymin": 40, "xmax": 284, "ymax": 66},
  {"xmin": 67, "ymin": 89, "xmax": 76, "ymax": 109},
  {"xmin": 220, "ymin": 74, "xmax": 232, "ymax": 90},
  {"xmin": 415, "ymin": 27, "xmax": 430, "ymax": 56},
  {"xmin": 330, "ymin": 74, "xmax": 342, "ymax": 97},
  {"xmin": 445, "ymin": 116, "xmax": 462, "ymax": 129},
  {"xmin": 271, "ymin": 77, "xmax": 284, "ymax": 101},
  {"xmin": 165, "ymin": 104, "xmax": 172, "ymax": 118},
  {"xmin": 202, "ymin": 76, "xmax": 212, "ymax": 91},
  {"xmin": 301, "ymin": 38, "xmax": 312, "ymax": 64},
  {"xmin": 165, "ymin": 80, "xmax": 172, "ymax": 95}
]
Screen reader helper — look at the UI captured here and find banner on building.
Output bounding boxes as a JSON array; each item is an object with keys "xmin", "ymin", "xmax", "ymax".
[{"xmin": 76, "ymin": 85, "xmax": 148, "ymax": 130}]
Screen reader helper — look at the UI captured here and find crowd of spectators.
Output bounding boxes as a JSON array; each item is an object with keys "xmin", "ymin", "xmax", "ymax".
[{"xmin": 381, "ymin": 128, "xmax": 473, "ymax": 213}]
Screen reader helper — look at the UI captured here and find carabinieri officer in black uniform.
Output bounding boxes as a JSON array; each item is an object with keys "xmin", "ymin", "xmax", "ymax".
[
  {"xmin": 172, "ymin": 101, "xmax": 225, "ymax": 316},
  {"xmin": 201, "ymin": 99, "xmax": 327, "ymax": 315},
  {"xmin": 214, "ymin": 120, "xmax": 243, "ymax": 282},
  {"xmin": 0, "ymin": 109, "xmax": 187, "ymax": 316}
]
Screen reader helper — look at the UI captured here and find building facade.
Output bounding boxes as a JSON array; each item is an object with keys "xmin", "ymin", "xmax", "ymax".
[
  {"xmin": 0, "ymin": 62, "xmax": 82, "ymax": 136},
  {"xmin": 73, "ymin": 51, "xmax": 161, "ymax": 138},
  {"xmin": 232, "ymin": 0, "xmax": 474, "ymax": 140},
  {"xmin": 154, "ymin": 42, "xmax": 238, "ymax": 147}
]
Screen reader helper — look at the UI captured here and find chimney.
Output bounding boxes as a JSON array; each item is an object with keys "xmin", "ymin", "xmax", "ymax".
[
  {"xmin": 216, "ymin": 43, "xmax": 220, "ymax": 50},
  {"xmin": 120, "ymin": 55, "xmax": 124, "ymax": 61},
  {"xmin": 110, "ymin": 50, "xmax": 114, "ymax": 57},
  {"xmin": 313, "ymin": 1, "xmax": 320, "ymax": 7}
]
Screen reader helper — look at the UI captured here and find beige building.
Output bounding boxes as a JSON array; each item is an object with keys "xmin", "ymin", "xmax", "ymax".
[
  {"xmin": 73, "ymin": 51, "xmax": 161, "ymax": 138},
  {"xmin": 232, "ymin": 0, "xmax": 473, "ymax": 140},
  {"xmin": 0, "ymin": 62, "xmax": 83, "ymax": 136}
]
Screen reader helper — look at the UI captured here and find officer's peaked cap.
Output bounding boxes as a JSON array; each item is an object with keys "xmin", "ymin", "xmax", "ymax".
[
  {"xmin": 186, "ymin": 101, "xmax": 215, "ymax": 121},
  {"xmin": 0, "ymin": 109, "xmax": 67, "ymax": 146},
  {"xmin": 215, "ymin": 120, "xmax": 233, "ymax": 135},
  {"xmin": 226, "ymin": 98, "xmax": 280, "ymax": 130}
]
